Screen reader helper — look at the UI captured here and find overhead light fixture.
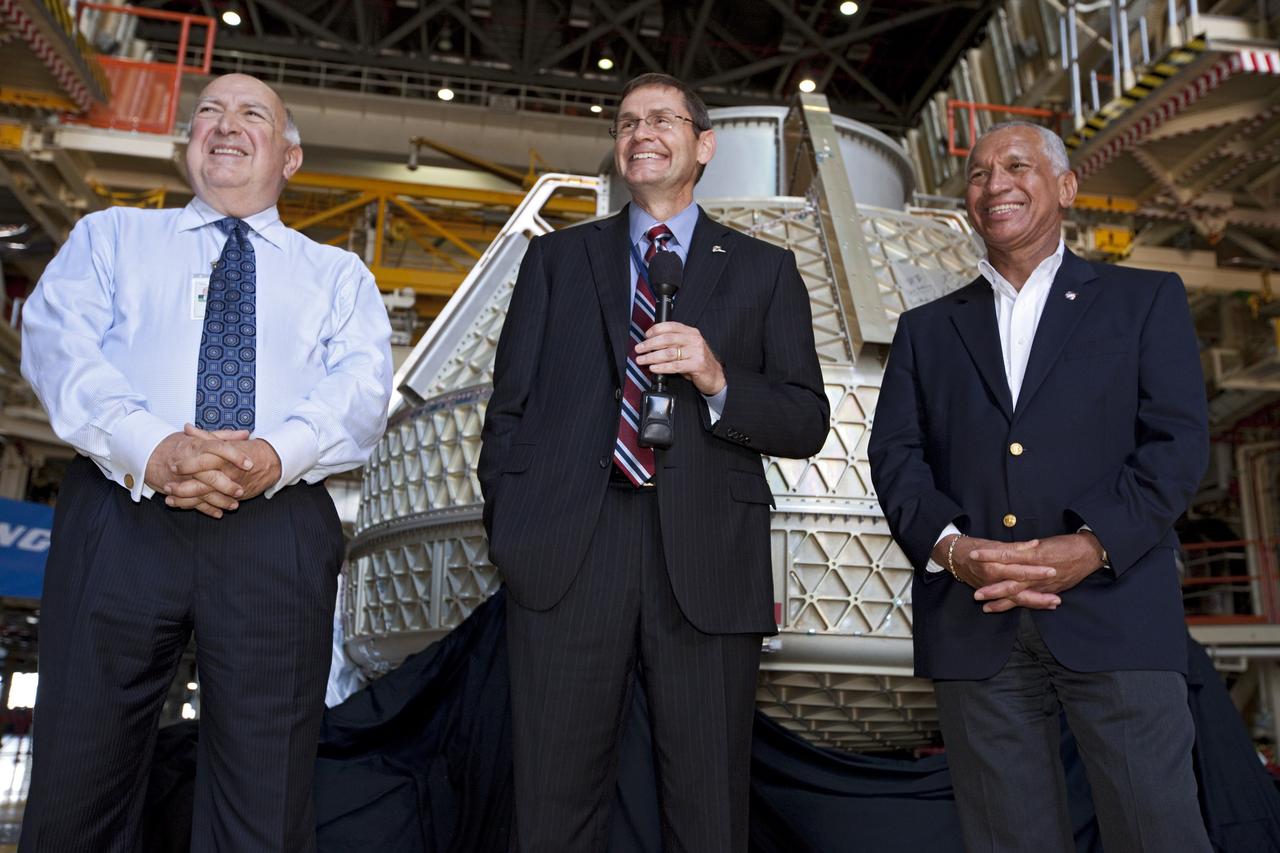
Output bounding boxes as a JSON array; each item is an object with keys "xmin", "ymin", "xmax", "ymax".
[
  {"xmin": 437, "ymin": 87, "xmax": 455, "ymax": 101},
  {"xmin": 597, "ymin": 55, "xmax": 614, "ymax": 71},
  {"xmin": 798, "ymin": 78, "xmax": 817, "ymax": 93},
  {"xmin": 839, "ymin": 1, "xmax": 859, "ymax": 15},
  {"xmin": 590, "ymin": 104, "xmax": 603, "ymax": 114},
  {"xmin": 221, "ymin": 8, "xmax": 242, "ymax": 27}
]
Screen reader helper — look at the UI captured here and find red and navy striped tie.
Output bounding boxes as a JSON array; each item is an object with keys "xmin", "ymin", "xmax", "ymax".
[{"xmin": 613, "ymin": 223, "xmax": 672, "ymax": 485}]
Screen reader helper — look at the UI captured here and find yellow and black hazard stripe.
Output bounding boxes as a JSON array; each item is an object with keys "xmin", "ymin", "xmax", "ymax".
[{"xmin": 1066, "ymin": 37, "xmax": 1208, "ymax": 150}]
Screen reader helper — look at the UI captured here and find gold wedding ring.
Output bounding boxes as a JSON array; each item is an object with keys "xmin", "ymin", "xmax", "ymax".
[{"xmin": 676, "ymin": 346, "xmax": 683, "ymax": 361}]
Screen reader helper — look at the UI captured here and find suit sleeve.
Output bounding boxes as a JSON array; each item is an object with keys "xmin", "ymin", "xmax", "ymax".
[
  {"xmin": 707, "ymin": 249, "xmax": 829, "ymax": 459},
  {"xmin": 1065, "ymin": 273, "xmax": 1208, "ymax": 575},
  {"xmin": 867, "ymin": 312, "xmax": 968, "ymax": 574},
  {"xmin": 478, "ymin": 234, "xmax": 549, "ymax": 537}
]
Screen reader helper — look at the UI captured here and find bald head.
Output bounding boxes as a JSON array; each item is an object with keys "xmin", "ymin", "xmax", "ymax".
[{"xmin": 186, "ymin": 74, "xmax": 304, "ymax": 218}]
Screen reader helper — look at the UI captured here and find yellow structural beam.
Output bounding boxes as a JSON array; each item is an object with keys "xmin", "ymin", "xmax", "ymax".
[
  {"xmin": 411, "ymin": 136, "xmax": 528, "ymax": 188},
  {"xmin": 402, "ymin": 227, "xmax": 468, "ymax": 272},
  {"xmin": 290, "ymin": 171, "xmax": 596, "ymax": 215},
  {"xmin": 1074, "ymin": 194, "xmax": 1139, "ymax": 213},
  {"xmin": 286, "ymin": 192, "xmax": 377, "ymax": 231},
  {"xmin": 369, "ymin": 265, "xmax": 467, "ymax": 295},
  {"xmin": 373, "ymin": 196, "xmax": 387, "ymax": 268},
  {"xmin": 0, "ymin": 86, "xmax": 78, "ymax": 112},
  {"xmin": 388, "ymin": 196, "xmax": 482, "ymax": 260},
  {"xmin": 0, "ymin": 122, "xmax": 25, "ymax": 151}
]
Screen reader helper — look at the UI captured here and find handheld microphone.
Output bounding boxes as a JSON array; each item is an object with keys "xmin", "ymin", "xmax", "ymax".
[{"xmin": 638, "ymin": 250, "xmax": 683, "ymax": 450}]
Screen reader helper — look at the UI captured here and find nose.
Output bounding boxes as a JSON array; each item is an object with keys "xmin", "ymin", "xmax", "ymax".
[
  {"xmin": 986, "ymin": 164, "xmax": 1013, "ymax": 194},
  {"xmin": 214, "ymin": 110, "xmax": 241, "ymax": 136},
  {"xmin": 632, "ymin": 118, "xmax": 657, "ymax": 142}
]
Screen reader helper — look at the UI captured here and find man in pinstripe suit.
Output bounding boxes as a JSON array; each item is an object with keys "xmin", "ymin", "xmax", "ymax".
[{"xmin": 479, "ymin": 73, "xmax": 829, "ymax": 853}]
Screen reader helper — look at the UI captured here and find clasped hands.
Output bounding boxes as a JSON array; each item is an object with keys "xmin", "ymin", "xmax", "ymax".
[
  {"xmin": 635, "ymin": 321, "xmax": 725, "ymax": 396},
  {"xmin": 934, "ymin": 532, "xmax": 1108, "ymax": 613},
  {"xmin": 144, "ymin": 424, "xmax": 282, "ymax": 519}
]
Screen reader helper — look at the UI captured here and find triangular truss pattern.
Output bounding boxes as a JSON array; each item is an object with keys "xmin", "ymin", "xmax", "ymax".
[
  {"xmin": 347, "ymin": 197, "xmax": 981, "ymax": 749},
  {"xmin": 756, "ymin": 671, "xmax": 940, "ymax": 751}
]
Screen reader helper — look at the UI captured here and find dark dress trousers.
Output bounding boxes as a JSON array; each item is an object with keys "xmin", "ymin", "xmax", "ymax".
[
  {"xmin": 21, "ymin": 456, "xmax": 344, "ymax": 853},
  {"xmin": 868, "ymin": 249, "xmax": 1212, "ymax": 852},
  {"xmin": 479, "ymin": 206, "xmax": 828, "ymax": 852}
]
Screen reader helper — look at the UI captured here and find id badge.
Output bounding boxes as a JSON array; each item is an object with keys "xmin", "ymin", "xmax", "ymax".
[{"xmin": 190, "ymin": 274, "xmax": 210, "ymax": 320}]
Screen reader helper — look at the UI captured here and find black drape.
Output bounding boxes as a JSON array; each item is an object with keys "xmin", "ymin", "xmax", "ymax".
[{"xmin": 144, "ymin": 588, "xmax": 1280, "ymax": 852}]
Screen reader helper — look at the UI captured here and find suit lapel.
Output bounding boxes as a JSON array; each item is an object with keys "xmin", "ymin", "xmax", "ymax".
[
  {"xmin": 949, "ymin": 280, "xmax": 1014, "ymax": 420},
  {"xmin": 585, "ymin": 209, "xmax": 633, "ymax": 384},
  {"xmin": 671, "ymin": 209, "xmax": 731, "ymax": 328},
  {"xmin": 1013, "ymin": 249, "xmax": 1099, "ymax": 418}
]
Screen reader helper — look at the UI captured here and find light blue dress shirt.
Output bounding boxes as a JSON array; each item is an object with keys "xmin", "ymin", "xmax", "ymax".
[
  {"xmin": 626, "ymin": 201, "xmax": 727, "ymax": 420},
  {"xmin": 21, "ymin": 197, "xmax": 394, "ymax": 501}
]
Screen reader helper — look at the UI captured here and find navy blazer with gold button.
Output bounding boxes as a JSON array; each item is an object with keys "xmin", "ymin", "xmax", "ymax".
[{"xmin": 868, "ymin": 249, "xmax": 1208, "ymax": 680}]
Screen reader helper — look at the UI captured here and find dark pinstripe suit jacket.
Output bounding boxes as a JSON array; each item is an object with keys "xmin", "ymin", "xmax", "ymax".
[{"xmin": 479, "ymin": 206, "xmax": 829, "ymax": 635}]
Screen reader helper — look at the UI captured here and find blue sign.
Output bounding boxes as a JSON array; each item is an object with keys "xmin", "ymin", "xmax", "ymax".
[{"xmin": 0, "ymin": 497, "xmax": 53, "ymax": 599}]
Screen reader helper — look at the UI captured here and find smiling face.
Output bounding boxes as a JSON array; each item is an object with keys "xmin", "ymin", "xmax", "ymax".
[
  {"xmin": 186, "ymin": 74, "xmax": 302, "ymax": 218},
  {"xmin": 613, "ymin": 84, "xmax": 715, "ymax": 216},
  {"xmin": 964, "ymin": 126, "xmax": 1076, "ymax": 267}
]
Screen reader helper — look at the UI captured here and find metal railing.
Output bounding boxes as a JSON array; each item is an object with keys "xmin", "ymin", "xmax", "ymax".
[
  {"xmin": 1182, "ymin": 536, "xmax": 1280, "ymax": 625},
  {"xmin": 146, "ymin": 45, "xmax": 618, "ymax": 121},
  {"xmin": 67, "ymin": 3, "xmax": 214, "ymax": 135}
]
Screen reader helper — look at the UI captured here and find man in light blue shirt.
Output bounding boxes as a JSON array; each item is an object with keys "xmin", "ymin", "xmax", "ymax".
[{"xmin": 18, "ymin": 73, "xmax": 392, "ymax": 852}]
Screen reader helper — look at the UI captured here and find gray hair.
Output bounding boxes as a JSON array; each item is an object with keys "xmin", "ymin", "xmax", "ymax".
[
  {"xmin": 283, "ymin": 107, "xmax": 301, "ymax": 146},
  {"xmin": 967, "ymin": 120, "xmax": 1069, "ymax": 176}
]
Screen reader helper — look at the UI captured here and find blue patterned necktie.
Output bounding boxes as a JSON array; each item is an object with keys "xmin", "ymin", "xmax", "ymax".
[{"xmin": 195, "ymin": 217, "xmax": 256, "ymax": 431}]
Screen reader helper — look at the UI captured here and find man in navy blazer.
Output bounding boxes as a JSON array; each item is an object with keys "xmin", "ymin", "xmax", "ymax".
[
  {"xmin": 479, "ymin": 73, "xmax": 828, "ymax": 852},
  {"xmin": 868, "ymin": 122, "xmax": 1212, "ymax": 852}
]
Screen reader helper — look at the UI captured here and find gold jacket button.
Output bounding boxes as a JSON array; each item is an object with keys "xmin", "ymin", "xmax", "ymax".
[
  {"xmin": 1002, "ymin": 513, "xmax": 1017, "ymax": 528},
  {"xmin": 1009, "ymin": 442, "xmax": 1024, "ymax": 456},
  {"xmin": 124, "ymin": 473, "xmax": 135, "ymax": 489}
]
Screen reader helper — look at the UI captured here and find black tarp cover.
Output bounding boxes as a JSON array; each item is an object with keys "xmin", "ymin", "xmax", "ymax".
[{"xmin": 144, "ymin": 588, "xmax": 1280, "ymax": 852}]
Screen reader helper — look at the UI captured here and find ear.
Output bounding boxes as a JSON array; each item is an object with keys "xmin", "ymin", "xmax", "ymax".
[
  {"xmin": 282, "ymin": 144, "xmax": 304, "ymax": 182},
  {"xmin": 1059, "ymin": 168, "xmax": 1078, "ymax": 209},
  {"xmin": 697, "ymin": 128, "xmax": 716, "ymax": 166}
]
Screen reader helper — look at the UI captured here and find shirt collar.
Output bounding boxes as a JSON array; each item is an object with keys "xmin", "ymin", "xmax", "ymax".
[
  {"xmin": 628, "ymin": 201, "xmax": 699, "ymax": 254},
  {"xmin": 177, "ymin": 196, "xmax": 286, "ymax": 250},
  {"xmin": 979, "ymin": 238, "xmax": 1065, "ymax": 300}
]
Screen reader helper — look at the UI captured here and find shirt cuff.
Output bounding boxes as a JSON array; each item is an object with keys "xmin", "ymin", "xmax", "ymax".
[
  {"xmin": 703, "ymin": 385, "xmax": 728, "ymax": 425},
  {"xmin": 108, "ymin": 409, "xmax": 178, "ymax": 502},
  {"xmin": 926, "ymin": 523, "xmax": 963, "ymax": 573},
  {"xmin": 255, "ymin": 418, "xmax": 320, "ymax": 498}
]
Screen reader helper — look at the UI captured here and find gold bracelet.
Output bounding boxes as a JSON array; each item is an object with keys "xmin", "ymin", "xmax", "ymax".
[{"xmin": 946, "ymin": 534, "xmax": 964, "ymax": 581}]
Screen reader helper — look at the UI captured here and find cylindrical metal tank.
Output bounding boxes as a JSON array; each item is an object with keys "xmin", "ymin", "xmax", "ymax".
[
  {"xmin": 348, "ymin": 100, "xmax": 981, "ymax": 751},
  {"xmin": 605, "ymin": 106, "xmax": 917, "ymax": 213}
]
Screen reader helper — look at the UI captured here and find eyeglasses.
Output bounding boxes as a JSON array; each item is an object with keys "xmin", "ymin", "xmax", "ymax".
[{"xmin": 609, "ymin": 112, "xmax": 697, "ymax": 139}]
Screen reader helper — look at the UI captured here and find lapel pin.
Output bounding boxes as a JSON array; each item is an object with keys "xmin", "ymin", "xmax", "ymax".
[
  {"xmin": 1065, "ymin": 291, "xmax": 1078, "ymax": 301},
  {"xmin": 712, "ymin": 245, "xmax": 726, "ymax": 253}
]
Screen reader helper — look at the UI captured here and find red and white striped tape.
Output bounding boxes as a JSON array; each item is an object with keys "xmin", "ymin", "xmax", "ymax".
[
  {"xmin": 0, "ymin": 0, "xmax": 93, "ymax": 111},
  {"xmin": 1236, "ymin": 50, "xmax": 1280, "ymax": 75},
  {"xmin": 1078, "ymin": 50, "xmax": 1280, "ymax": 180},
  {"xmin": 1076, "ymin": 55, "xmax": 1238, "ymax": 180}
]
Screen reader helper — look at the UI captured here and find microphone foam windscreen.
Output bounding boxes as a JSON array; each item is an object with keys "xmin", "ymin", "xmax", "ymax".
[{"xmin": 648, "ymin": 250, "xmax": 683, "ymax": 294}]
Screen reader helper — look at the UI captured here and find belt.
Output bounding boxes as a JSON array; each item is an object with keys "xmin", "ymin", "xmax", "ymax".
[{"xmin": 608, "ymin": 467, "xmax": 656, "ymax": 489}]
